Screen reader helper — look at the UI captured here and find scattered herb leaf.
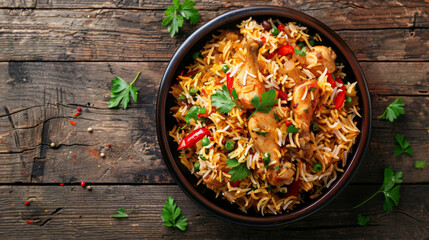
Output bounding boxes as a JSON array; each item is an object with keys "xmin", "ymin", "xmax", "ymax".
[
  {"xmin": 227, "ymin": 158, "xmax": 251, "ymax": 182},
  {"xmin": 274, "ymin": 166, "xmax": 280, "ymax": 171},
  {"xmin": 161, "ymin": 196, "xmax": 188, "ymax": 231},
  {"xmin": 414, "ymin": 160, "xmax": 426, "ymax": 169},
  {"xmin": 286, "ymin": 125, "xmax": 300, "ymax": 133},
  {"xmin": 248, "ymin": 89, "xmax": 278, "ymax": 119},
  {"xmin": 252, "ymin": 129, "xmax": 268, "ymax": 136},
  {"xmin": 357, "ymin": 214, "xmax": 370, "ymax": 226},
  {"xmin": 211, "ymin": 85, "xmax": 239, "ymax": 114},
  {"xmin": 294, "ymin": 48, "xmax": 307, "ymax": 56},
  {"xmin": 162, "ymin": 0, "xmax": 200, "ymax": 37},
  {"xmin": 111, "ymin": 208, "xmax": 129, "ymax": 218},
  {"xmin": 353, "ymin": 166, "xmax": 402, "ymax": 213},
  {"xmin": 378, "ymin": 97, "xmax": 405, "ymax": 122},
  {"xmin": 185, "ymin": 105, "xmax": 206, "ymax": 124},
  {"xmin": 274, "ymin": 112, "xmax": 281, "ymax": 121},
  {"xmin": 108, "ymin": 72, "xmax": 140, "ymax": 110},
  {"xmin": 394, "ymin": 134, "xmax": 413, "ymax": 156}
]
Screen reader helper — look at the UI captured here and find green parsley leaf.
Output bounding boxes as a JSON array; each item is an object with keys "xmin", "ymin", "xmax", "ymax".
[
  {"xmin": 294, "ymin": 48, "xmax": 307, "ymax": 56},
  {"xmin": 111, "ymin": 208, "xmax": 129, "ymax": 218},
  {"xmin": 185, "ymin": 105, "xmax": 206, "ymax": 124},
  {"xmin": 211, "ymin": 85, "xmax": 239, "ymax": 114},
  {"xmin": 162, "ymin": 0, "xmax": 200, "ymax": 37},
  {"xmin": 357, "ymin": 214, "xmax": 370, "ymax": 226},
  {"xmin": 378, "ymin": 97, "xmax": 405, "ymax": 122},
  {"xmin": 394, "ymin": 134, "xmax": 413, "ymax": 156},
  {"xmin": 252, "ymin": 129, "xmax": 268, "ymax": 136},
  {"xmin": 226, "ymin": 158, "xmax": 240, "ymax": 168},
  {"xmin": 414, "ymin": 160, "xmax": 426, "ymax": 169},
  {"xmin": 286, "ymin": 125, "xmax": 300, "ymax": 133},
  {"xmin": 274, "ymin": 166, "xmax": 280, "ymax": 171},
  {"xmin": 248, "ymin": 89, "xmax": 278, "ymax": 119},
  {"xmin": 161, "ymin": 196, "xmax": 188, "ymax": 231},
  {"xmin": 353, "ymin": 166, "xmax": 402, "ymax": 213},
  {"xmin": 107, "ymin": 72, "xmax": 140, "ymax": 110},
  {"xmin": 227, "ymin": 159, "xmax": 251, "ymax": 182}
]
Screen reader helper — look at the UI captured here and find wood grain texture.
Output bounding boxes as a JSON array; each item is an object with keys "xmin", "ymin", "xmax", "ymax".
[
  {"xmin": 0, "ymin": 62, "xmax": 427, "ymax": 184},
  {"xmin": 2, "ymin": 0, "xmax": 429, "ymax": 33},
  {"xmin": 0, "ymin": 185, "xmax": 428, "ymax": 239},
  {"xmin": 0, "ymin": 9, "xmax": 427, "ymax": 62}
]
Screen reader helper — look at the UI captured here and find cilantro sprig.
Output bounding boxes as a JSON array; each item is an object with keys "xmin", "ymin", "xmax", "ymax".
[
  {"xmin": 161, "ymin": 196, "xmax": 188, "ymax": 231},
  {"xmin": 181, "ymin": 105, "xmax": 206, "ymax": 129},
  {"xmin": 286, "ymin": 125, "xmax": 299, "ymax": 133},
  {"xmin": 394, "ymin": 134, "xmax": 413, "ymax": 156},
  {"xmin": 227, "ymin": 158, "xmax": 251, "ymax": 182},
  {"xmin": 111, "ymin": 208, "xmax": 129, "ymax": 218},
  {"xmin": 107, "ymin": 72, "xmax": 140, "ymax": 110},
  {"xmin": 357, "ymin": 214, "xmax": 370, "ymax": 226},
  {"xmin": 248, "ymin": 89, "xmax": 278, "ymax": 119},
  {"xmin": 378, "ymin": 97, "xmax": 405, "ymax": 122},
  {"xmin": 211, "ymin": 85, "xmax": 239, "ymax": 114},
  {"xmin": 353, "ymin": 166, "xmax": 402, "ymax": 213},
  {"xmin": 162, "ymin": 0, "xmax": 200, "ymax": 37}
]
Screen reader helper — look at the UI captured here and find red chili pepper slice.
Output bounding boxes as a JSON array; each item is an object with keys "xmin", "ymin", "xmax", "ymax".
[
  {"xmin": 69, "ymin": 120, "xmax": 76, "ymax": 125},
  {"xmin": 327, "ymin": 73, "xmax": 336, "ymax": 88},
  {"xmin": 177, "ymin": 128, "xmax": 211, "ymax": 150},
  {"xmin": 230, "ymin": 180, "xmax": 240, "ymax": 187},
  {"xmin": 226, "ymin": 73, "xmax": 234, "ymax": 97},
  {"xmin": 74, "ymin": 112, "xmax": 81, "ymax": 117},
  {"xmin": 285, "ymin": 120, "xmax": 292, "ymax": 127},
  {"xmin": 184, "ymin": 70, "xmax": 198, "ymax": 77},
  {"xmin": 276, "ymin": 89, "xmax": 288, "ymax": 101},
  {"xmin": 278, "ymin": 24, "xmax": 286, "ymax": 32},
  {"xmin": 278, "ymin": 45, "xmax": 294, "ymax": 56},
  {"xmin": 334, "ymin": 78, "xmax": 346, "ymax": 109},
  {"xmin": 260, "ymin": 36, "xmax": 266, "ymax": 43},
  {"xmin": 285, "ymin": 180, "xmax": 301, "ymax": 198}
]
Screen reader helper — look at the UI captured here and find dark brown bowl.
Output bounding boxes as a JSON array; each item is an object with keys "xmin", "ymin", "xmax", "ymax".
[{"xmin": 156, "ymin": 6, "xmax": 371, "ymax": 227}]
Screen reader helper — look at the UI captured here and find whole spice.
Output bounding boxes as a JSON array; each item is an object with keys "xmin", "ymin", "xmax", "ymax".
[
  {"xmin": 25, "ymin": 201, "xmax": 30, "ymax": 206},
  {"xmin": 80, "ymin": 181, "xmax": 86, "ymax": 187},
  {"xmin": 100, "ymin": 152, "xmax": 105, "ymax": 158},
  {"xmin": 77, "ymin": 107, "xmax": 82, "ymax": 111},
  {"xmin": 50, "ymin": 143, "xmax": 55, "ymax": 148},
  {"xmin": 60, "ymin": 183, "xmax": 64, "ymax": 186},
  {"xmin": 87, "ymin": 127, "xmax": 93, "ymax": 132}
]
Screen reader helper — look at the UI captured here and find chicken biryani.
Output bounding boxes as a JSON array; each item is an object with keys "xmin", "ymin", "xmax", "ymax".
[{"xmin": 168, "ymin": 18, "xmax": 361, "ymax": 215}]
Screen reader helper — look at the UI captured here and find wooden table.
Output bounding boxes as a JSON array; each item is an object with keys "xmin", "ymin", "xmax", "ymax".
[{"xmin": 0, "ymin": 0, "xmax": 428, "ymax": 239}]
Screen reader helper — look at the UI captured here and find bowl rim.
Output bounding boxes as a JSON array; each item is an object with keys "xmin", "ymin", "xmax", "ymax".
[{"xmin": 156, "ymin": 6, "xmax": 372, "ymax": 227}]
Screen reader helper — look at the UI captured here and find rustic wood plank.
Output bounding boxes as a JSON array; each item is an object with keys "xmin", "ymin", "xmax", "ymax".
[
  {"xmin": 0, "ymin": 62, "xmax": 427, "ymax": 184},
  {"xmin": 0, "ymin": 0, "xmax": 35, "ymax": 8},
  {"xmin": 0, "ymin": 185, "xmax": 427, "ymax": 239},
  {"xmin": 4, "ymin": 0, "xmax": 429, "ymax": 33},
  {"xmin": 0, "ymin": 9, "xmax": 427, "ymax": 61}
]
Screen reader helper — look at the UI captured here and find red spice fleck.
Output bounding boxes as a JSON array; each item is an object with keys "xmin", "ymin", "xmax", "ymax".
[
  {"xmin": 77, "ymin": 107, "xmax": 82, "ymax": 111},
  {"xmin": 285, "ymin": 120, "xmax": 292, "ymax": 127},
  {"xmin": 260, "ymin": 36, "xmax": 266, "ymax": 43},
  {"xmin": 73, "ymin": 154, "xmax": 76, "ymax": 157},
  {"xmin": 74, "ymin": 112, "xmax": 81, "ymax": 117},
  {"xmin": 129, "ymin": 156, "xmax": 133, "ymax": 159},
  {"xmin": 208, "ymin": 136, "xmax": 214, "ymax": 141},
  {"xmin": 230, "ymin": 181, "xmax": 240, "ymax": 187},
  {"xmin": 108, "ymin": 144, "xmax": 112, "ymax": 148},
  {"xmin": 25, "ymin": 201, "xmax": 30, "ymax": 206},
  {"xmin": 73, "ymin": 160, "xmax": 76, "ymax": 164},
  {"xmin": 60, "ymin": 183, "xmax": 64, "ymax": 186},
  {"xmin": 73, "ymin": 132, "xmax": 77, "ymax": 135},
  {"xmin": 278, "ymin": 24, "xmax": 286, "ymax": 32},
  {"xmin": 69, "ymin": 120, "xmax": 77, "ymax": 125},
  {"xmin": 26, "ymin": 220, "xmax": 33, "ymax": 224},
  {"xmin": 80, "ymin": 181, "xmax": 86, "ymax": 187}
]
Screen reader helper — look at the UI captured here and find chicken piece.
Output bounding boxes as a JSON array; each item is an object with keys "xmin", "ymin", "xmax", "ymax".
[
  {"xmin": 291, "ymin": 80, "xmax": 321, "ymax": 152},
  {"xmin": 203, "ymin": 176, "xmax": 226, "ymax": 191},
  {"xmin": 305, "ymin": 46, "xmax": 337, "ymax": 75},
  {"xmin": 234, "ymin": 39, "xmax": 265, "ymax": 109},
  {"xmin": 248, "ymin": 110, "xmax": 295, "ymax": 186}
]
